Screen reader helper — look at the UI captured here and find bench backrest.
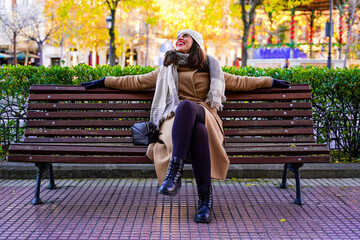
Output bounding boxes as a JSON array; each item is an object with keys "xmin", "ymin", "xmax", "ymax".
[{"xmin": 25, "ymin": 84, "xmax": 315, "ymax": 145}]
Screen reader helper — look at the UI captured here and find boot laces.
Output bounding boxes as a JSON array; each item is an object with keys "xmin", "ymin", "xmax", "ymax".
[{"xmin": 165, "ymin": 158, "xmax": 181, "ymax": 180}]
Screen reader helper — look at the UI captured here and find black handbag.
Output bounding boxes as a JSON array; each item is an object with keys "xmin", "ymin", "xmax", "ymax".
[{"xmin": 131, "ymin": 121, "xmax": 159, "ymax": 145}]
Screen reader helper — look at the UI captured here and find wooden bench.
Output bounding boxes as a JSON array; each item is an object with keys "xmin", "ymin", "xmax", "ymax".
[{"xmin": 8, "ymin": 84, "xmax": 330, "ymax": 205}]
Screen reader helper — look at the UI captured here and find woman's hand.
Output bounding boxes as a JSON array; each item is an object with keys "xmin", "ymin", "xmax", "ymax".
[
  {"xmin": 272, "ymin": 79, "xmax": 291, "ymax": 88},
  {"xmin": 80, "ymin": 78, "xmax": 105, "ymax": 89}
]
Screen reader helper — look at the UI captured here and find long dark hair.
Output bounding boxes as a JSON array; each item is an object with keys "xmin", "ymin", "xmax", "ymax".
[{"xmin": 163, "ymin": 41, "xmax": 208, "ymax": 72}]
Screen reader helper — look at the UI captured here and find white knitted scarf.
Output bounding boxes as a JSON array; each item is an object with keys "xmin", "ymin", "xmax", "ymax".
[{"xmin": 150, "ymin": 52, "xmax": 226, "ymax": 128}]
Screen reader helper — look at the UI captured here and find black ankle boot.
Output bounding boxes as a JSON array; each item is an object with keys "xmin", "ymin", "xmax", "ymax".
[
  {"xmin": 194, "ymin": 184, "xmax": 213, "ymax": 223},
  {"xmin": 157, "ymin": 156, "xmax": 184, "ymax": 196}
]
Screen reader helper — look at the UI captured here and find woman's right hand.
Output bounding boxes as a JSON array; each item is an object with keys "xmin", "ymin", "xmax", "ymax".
[{"xmin": 80, "ymin": 78, "xmax": 105, "ymax": 89}]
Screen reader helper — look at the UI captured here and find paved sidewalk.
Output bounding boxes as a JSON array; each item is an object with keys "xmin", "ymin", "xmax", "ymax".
[{"xmin": 0, "ymin": 178, "xmax": 359, "ymax": 239}]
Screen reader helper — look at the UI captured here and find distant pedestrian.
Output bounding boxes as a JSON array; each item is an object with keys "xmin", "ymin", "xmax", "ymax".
[
  {"xmin": 233, "ymin": 57, "xmax": 241, "ymax": 68},
  {"xmin": 282, "ymin": 59, "xmax": 289, "ymax": 69}
]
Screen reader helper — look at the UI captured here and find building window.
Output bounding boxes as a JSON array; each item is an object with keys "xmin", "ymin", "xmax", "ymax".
[{"xmin": 51, "ymin": 58, "xmax": 60, "ymax": 66}]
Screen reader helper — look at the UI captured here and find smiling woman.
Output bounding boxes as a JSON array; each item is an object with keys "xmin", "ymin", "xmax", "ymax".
[
  {"xmin": 80, "ymin": 29, "xmax": 289, "ymax": 223},
  {"xmin": 176, "ymin": 33, "xmax": 193, "ymax": 53}
]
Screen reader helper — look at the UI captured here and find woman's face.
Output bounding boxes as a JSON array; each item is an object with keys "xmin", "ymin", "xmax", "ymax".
[{"xmin": 175, "ymin": 33, "xmax": 193, "ymax": 54}]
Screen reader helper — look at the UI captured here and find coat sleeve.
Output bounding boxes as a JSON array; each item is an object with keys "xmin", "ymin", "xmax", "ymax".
[
  {"xmin": 224, "ymin": 72, "xmax": 273, "ymax": 91},
  {"xmin": 104, "ymin": 68, "xmax": 159, "ymax": 91}
]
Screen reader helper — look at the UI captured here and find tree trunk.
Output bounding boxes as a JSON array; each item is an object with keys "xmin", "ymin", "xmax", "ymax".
[
  {"xmin": 92, "ymin": 46, "xmax": 96, "ymax": 67},
  {"xmin": 60, "ymin": 37, "xmax": 64, "ymax": 66},
  {"xmin": 13, "ymin": 31, "xmax": 17, "ymax": 66},
  {"xmin": 343, "ymin": 11, "xmax": 358, "ymax": 68},
  {"xmin": 109, "ymin": 9, "xmax": 116, "ymax": 66},
  {"xmin": 241, "ymin": 24, "xmax": 250, "ymax": 67},
  {"xmin": 239, "ymin": 0, "xmax": 261, "ymax": 67},
  {"xmin": 130, "ymin": 45, "xmax": 134, "ymax": 66},
  {"xmin": 25, "ymin": 48, "xmax": 29, "ymax": 66},
  {"xmin": 38, "ymin": 43, "xmax": 43, "ymax": 66},
  {"xmin": 145, "ymin": 23, "xmax": 149, "ymax": 67}
]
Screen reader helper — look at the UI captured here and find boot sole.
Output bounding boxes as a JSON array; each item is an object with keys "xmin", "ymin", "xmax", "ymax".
[
  {"xmin": 194, "ymin": 215, "xmax": 212, "ymax": 223},
  {"xmin": 157, "ymin": 183, "xmax": 181, "ymax": 197}
]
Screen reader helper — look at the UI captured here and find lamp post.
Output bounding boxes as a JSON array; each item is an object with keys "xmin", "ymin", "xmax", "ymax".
[
  {"xmin": 327, "ymin": 0, "xmax": 333, "ymax": 68},
  {"xmin": 13, "ymin": 31, "xmax": 17, "ymax": 66},
  {"xmin": 106, "ymin": 15, "xmax": 115, "ymax": 66}
]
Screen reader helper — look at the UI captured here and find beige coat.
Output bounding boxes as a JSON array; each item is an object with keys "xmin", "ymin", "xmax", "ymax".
[{"xmin": 105, "ymin": 67, "xmax": 273, "ymax": 184}]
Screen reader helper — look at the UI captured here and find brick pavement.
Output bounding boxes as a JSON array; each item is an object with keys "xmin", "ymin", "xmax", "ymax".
[{"xmin": 0, "ymin": 178, "xmax": 359, "ymax": 239}]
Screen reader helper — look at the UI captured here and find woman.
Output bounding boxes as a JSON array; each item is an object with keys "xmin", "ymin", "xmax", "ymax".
[{"xmin": 81, "ymin": 29, "xmax": 290, "ymax": 223}]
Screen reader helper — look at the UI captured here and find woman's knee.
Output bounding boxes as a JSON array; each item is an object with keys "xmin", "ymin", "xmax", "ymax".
[
  {"xmin": 177, "ymin": 100, "xmax": 194, "ymax": 111},
  {"xmin": 175, "ymin": 100, "xmax": 196, "ymax": 117},
  {"xmin": 176, "ymin": 100, "xmax": 204, "ymax": 123},
  {"xmin": 192, "ymin": 122, "xmax": 208, "ymax": 141}
]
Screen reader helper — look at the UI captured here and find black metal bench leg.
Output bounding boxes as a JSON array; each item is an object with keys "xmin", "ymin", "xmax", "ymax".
[
  {"xmin": 47, "ymin": 164, "xmax": 58, "ymax": 189},
  {"xmin": 289, "ymin": 163, "xmax": 304, "ymax": 205},
  {"xmin": 280, "ymin": 163, "xmax": 289, "ymax": 189},
  {"xmin": 33, "ymin": 163, "xmax": 47, "ymax": 205}
]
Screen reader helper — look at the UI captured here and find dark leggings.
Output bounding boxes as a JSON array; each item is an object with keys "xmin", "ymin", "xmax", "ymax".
[{"xmin": 172, "ymin": 100, "xmax": 211, "ymax": 186}]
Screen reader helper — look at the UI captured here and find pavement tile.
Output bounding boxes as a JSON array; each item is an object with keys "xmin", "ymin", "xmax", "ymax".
[{"xmin": 0, "ymin": 178, "xmax": 359, "ymax": 239}]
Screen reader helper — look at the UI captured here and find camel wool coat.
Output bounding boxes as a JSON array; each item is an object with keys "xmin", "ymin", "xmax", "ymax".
[{"xmin": 105, "ymin": 66, "xmax": 273, "ymax": 184}]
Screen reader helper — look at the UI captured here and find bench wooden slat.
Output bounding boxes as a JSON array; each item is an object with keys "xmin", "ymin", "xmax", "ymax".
[
  {"xmin": 26, "ymin": 110, "xmax": 312, "ymax": 119},
  {"xmin": 23, "ymin": 137, "xmax": 315, "ymax": 144},
  {"xmin": 225, "ymin": 145, "xmax": 330, "ymax": 155},
  {"xmin": 8, "ymin": 154, "xmax": 151, "ymax": 163},
  {"xmin": 26, "ymin": 129, "xmax": 132, "ymax": 137},
  {"xmin": 26, "ymin": 111, "xmax": 150, "ymax": 119},
  {"xmin": 225, "ymin": 92, "xmax": 312, "ymax": 101},
  {"xmin": 222, "ymin": 102, "xmax": 312, "ymax": 110},
  {"xmin": 29, "ymin": 84, "xmax": 310, "ymax": 94},
  {"xmin": 225, "ymin": 128, "xmax": 314, "ymax": 136},
  {"xmin": 225, "ymin": 137, "xmax": 316, "ymax": 143},
  {"xmin": 26, "ymin": 120, "xmax": 139, "ymax": 127},
  {"xmin": 25, "ymin": 119, "xmax": 314, "ymax": 128},
  {"xmin": 9, "ymin": 143, "xmax": 329, "ymax": 156},
  {"xmin": 27, "ymin": 103, "xmax": 152, "ymax": 110},
  {"xmin": 27, "ymin": 102, "xmax": 312, "ymax": 111},
  {"xmin": 23, "ymin": 136, "xmax": 315, "ymax": 144},
  {"xmin": 223, "ymin": 120, "xmax": 313, "ymax": 127},
  {"xmin": 8, "ymin": 154, "xmax": 329, "ymax": 164},
  {"xmin": 229, "ymin": 156, "xmax": 330, "ymax": 164},
  {"xmin": 219, "ymin": 110, "xmax": 313, "ymax": 118},
  {"xmin": 9, "ymin": 144, "xmax": 146, "ymax": 155},
  {"xmin": 29, "ymin": 93, "xmax": 154, "ymax": 101},
  {"xmin": 25, "ymin": 128, "xmax": 314, "ymax": 137},
  {"xmin": 24, "ymin": 137, "xmax": 133, "ymax": 143},
  {"xmin": 28, "ymin": 92, "xmax": 311, "ymax": 102}
]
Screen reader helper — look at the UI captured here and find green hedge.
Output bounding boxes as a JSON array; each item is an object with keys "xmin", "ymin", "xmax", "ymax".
[{"xmin": 1, "ymin": 64, "xmax": 359, "ymax": 161}]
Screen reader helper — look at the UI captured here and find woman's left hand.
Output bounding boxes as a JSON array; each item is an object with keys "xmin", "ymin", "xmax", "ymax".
[
  {"xmin": 272, "ymin": 79, "xmax": 291, "ymax": 88},
  {"xmin": 81, "ymin": 78, "xmax": 105, "ymax": 89}
]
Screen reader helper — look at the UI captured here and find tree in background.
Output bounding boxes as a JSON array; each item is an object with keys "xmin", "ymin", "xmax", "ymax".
[
  {"xmin": 46, "ymin": 0, "xmax": 77, "ymax": 65},
  {"xmin": 0, "ymin": 3, "xmax": 31, "ymax": 66},
  {"xmin": 235, "ymin": 0, "xmax": 311, "ymax": 67},
  {"xmin": 156, "ymin": 0, "xmax": 236, "ymax": 53},
  {"xmin": 18, "ymin": 0, "xmax": 60, "ymax": 65},
  {"xmin": 105, "ymin": 0, "xmax": 120, "ymax": 66},
  {"xmin": 342, "ymin": 0, "xmax": 360, "ymax": 67}
]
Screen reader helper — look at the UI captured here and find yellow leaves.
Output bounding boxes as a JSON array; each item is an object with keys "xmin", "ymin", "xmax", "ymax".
[{"xmin": 246, "ymin": 183, "xmax": 256, "ymax": 186}]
